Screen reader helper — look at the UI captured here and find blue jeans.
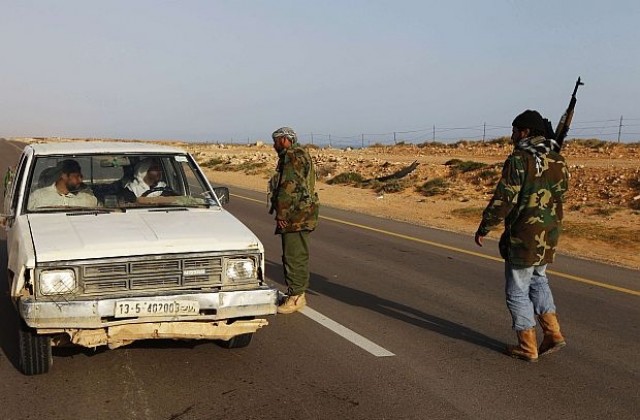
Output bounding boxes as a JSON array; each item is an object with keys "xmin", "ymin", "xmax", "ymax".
[{"xmin": 505, "ymin": 263, "xmax": 556, "ymax": 331}]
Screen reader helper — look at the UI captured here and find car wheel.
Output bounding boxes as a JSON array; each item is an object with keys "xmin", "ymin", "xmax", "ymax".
[
  {"xmin": 216, "ymin": 333, "xmax": 253, "ymax": 349},
  {"xmin": 18, "ymin": 325, "xmax": 52, "ymax": 375}
]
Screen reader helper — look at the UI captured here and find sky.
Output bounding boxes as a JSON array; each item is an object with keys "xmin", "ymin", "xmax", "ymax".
[{"xmin": 1, "ymin": 0, "xmax": 639, "ymax": 146}]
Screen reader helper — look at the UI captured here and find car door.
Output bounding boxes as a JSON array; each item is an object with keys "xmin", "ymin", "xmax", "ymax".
[{"xmin": 5, "ymin": 149, "xmax": 37, "ymax": 299}]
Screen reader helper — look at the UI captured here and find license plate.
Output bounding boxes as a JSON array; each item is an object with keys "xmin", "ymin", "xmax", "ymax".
[{"xmin": 114, "ymin": 299, "xmax": 200, "ymax": 318}]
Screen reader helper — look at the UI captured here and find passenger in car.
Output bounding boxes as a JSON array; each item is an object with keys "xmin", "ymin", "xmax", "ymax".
[
  {"xmin": 123, "ymin": 158, "xmax": 167, "ymax": 201},
  {"xmin": 28, "ymin": 159, "xmax": 98, "ymax": 210}
]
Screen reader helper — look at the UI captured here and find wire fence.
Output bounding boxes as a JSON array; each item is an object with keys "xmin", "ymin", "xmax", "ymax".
[{"xmin": 257, "ymin": 116, "xmax": 640, "ymax": 148}]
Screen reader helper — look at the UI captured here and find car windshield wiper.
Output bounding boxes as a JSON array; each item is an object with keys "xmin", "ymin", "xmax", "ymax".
[
  {"xmin": 67, "ymin": 208, "xmax": 120, "ymax": 216},
  {"xmin": 131, "ymin": 201, "xmax": 215, "ymax": 210},
  {"xmin": 147, "ymin": 207, "xmax": 190, "ymax": 212},
  {"xmin": 30, "ymin": 206, "xmax": 116, "ymax": 214}
]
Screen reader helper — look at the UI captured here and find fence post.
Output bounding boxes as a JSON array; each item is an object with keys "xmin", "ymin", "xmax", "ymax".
[{"xmin": 618, "ymin": 116, "xmax": 623, "ymax": 143}]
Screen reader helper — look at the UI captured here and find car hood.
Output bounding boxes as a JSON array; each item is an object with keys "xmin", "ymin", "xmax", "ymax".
[{"xmin": 28, "ymin": 209, "xmax": 262, "ymax": 262}]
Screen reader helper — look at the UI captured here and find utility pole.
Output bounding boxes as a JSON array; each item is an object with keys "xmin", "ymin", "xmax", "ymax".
[
  {"xmin": 483, "ymin": 122, "xmax": 486, "ymax": 142},
  {"xmin": 617, "ymin": 116, "xmax": 623, "ymax": 143},
  {"xmin": 361, "ymin": 134, "xmax": 364, "ymax": 148},
  {"xmin": 393, "ymin": 132, "xmax": 397, "ymax": 144},
  {"xmin": 432, "ymin": 125, "xmax": 435, "ymax": 142},
  {"xmin": 328, "ymin": 134, "xmax": 332, "ymax": 148},
  {"xmin": 311, "ymin": 132, "xmax": 314, "ymax": 145}
]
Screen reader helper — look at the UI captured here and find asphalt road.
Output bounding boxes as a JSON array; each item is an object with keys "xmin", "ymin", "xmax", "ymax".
[{"xmin": 1, "ymin": 139, "xmax": 638, "ymax": 420}]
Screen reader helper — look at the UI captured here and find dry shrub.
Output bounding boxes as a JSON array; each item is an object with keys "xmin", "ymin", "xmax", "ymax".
[
  {"xmin": 236, "ymin": 161, "xmax": 268, "ymax": 175},
  {"xmin": 445, "ymin": 159, "xmax": 487, "ymax": 172},
  {"xmin": 202, "ymin": 157, "xmax": 224, "ymax": 167},
  {"xmin": 316, "ymin": 163, "xmax": 337, "ymax": 179},
  {"xmin": 417, "ymin": 178, "xmax": 449, "ymax": 196},
  {"xmin": 469, "ymin": 168, "xmax": 500, "ymax": 186},
  {"xmin": 444, "ymin": 159, "xmax": 463, "ymax": 166},
  {"xmin": 374, "ymin": 179, "xmax": 412, "ymax": 194},
  {"xmin": 327, "ymin": 172, "xmax": 365, "ymax": 185},
  {"xmin": 417, "ymin": 141, "xmax": 446, "ymax": 148}
]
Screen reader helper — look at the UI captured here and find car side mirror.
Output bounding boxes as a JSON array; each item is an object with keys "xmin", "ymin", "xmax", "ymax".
[{"xmin": 213, "ymin": 187, "xmax": 230, "ymax": 206}]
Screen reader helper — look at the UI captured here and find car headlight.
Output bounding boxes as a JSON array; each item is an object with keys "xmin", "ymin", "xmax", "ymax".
[
  {"xmin": 226, "ymin": 259, "xmax": 256, "ymax": 281},
  {"xmin": 40, "ymin": 269, "xmax": 77, "ymax": 295}
]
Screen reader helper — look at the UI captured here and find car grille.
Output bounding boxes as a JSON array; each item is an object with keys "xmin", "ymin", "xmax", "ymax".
[{"xmin": 81, "ymin": 256, "xmax": 224, "ymax": 295}]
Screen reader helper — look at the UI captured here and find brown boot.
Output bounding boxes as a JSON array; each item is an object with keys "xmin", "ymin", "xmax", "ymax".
[
  {"xmin": 277, "ymin": 293, "xmax": 306, "ymax": 314},
  {"xmin": 538, "ymin": 313, "xmax": 566, "ymax": 356},
  {"xmin": 506, "ymin": 328, "xmax": 538, "ymax": 362}
]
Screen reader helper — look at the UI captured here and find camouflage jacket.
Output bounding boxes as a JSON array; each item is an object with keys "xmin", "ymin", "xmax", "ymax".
[
  {"xmin": 477, "ymin": 136, "xmax": 569, "ymax": 266},
  {"xmin": 270, "ymin": 144, "xmax": 319, "ymax": 234}
]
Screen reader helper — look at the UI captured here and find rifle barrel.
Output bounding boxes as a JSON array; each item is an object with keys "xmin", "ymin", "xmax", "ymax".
[{"xmin": 572, "ymin": 77, "xmax": 584, "ymax": 97}]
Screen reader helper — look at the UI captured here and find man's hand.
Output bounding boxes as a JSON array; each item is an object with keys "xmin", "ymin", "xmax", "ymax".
[
  {"xmin": 277, "ymin": 219, "xmax": 289, "ymax": 229},
  {"xmin": 474, "ymin": 232, "xmax": 484, "ymax": 247}
]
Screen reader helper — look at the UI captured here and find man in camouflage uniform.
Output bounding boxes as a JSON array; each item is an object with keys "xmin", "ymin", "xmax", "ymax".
[
  {"xmin": 269, "ymin": 127, "xmax": 319, "ymax": 314},
  {"xmin": 475, "ymin": 110, "xmax": 569, "ymax": 362}
]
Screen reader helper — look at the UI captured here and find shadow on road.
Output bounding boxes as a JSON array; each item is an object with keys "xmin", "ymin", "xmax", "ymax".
[{"xmin": 267, "ymin": 259, "xmax": 505, "ymax": 354}]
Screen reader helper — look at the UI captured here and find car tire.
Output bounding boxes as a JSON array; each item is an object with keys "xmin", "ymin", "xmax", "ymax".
[
  {"xmin": 18, "ymin": 325, "xmax": 52, "ymax": 375},
  {"xmin": 216, "ymin": 333, "xmax": 253, "ymax": 349}
]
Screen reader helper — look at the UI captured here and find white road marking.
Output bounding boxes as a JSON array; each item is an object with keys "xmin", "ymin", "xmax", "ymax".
[{"xmin": 299, "ymin": 306, "xmax": 396, "ymax": 357}]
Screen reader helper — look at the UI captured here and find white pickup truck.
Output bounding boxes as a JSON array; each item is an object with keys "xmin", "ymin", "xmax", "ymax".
[{"xmin": 1, "ymin": 141, "xmax": 277, "ymax": 375}]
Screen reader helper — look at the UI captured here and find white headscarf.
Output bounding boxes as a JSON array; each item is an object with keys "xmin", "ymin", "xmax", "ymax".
[{"xmin": 125, "ymin": 158, "xmax": 166, "ymax": 197}]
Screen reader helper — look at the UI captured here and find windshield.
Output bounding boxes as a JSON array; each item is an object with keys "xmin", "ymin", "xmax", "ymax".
[{"xmin": 26, "ymin": 153, "xmax": 218, "ymax": 212}]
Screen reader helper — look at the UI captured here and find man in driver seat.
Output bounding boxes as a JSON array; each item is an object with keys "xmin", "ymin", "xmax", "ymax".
[
  {"xmin": 123, "ymin": 158, "xmax": 167, "ymax": 201},
  {"xmin": 28, "ymin": 159, "xmax": 98, "ymax": 210}
]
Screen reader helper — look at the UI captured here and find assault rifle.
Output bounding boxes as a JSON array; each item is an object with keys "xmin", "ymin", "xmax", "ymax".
[{"xmin": 548, "ymin": 77, "xmax": 584, "ymax": 150}]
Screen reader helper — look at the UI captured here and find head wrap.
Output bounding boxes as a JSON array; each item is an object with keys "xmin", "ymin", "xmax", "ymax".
[
  {"xmin": 125, "ymin": 158, "xmax": 166, "ymax": 197},
  {"xmin": 272, "ymin": 126, "xmax": 297, "ymax": 143},
  {"xmin": 133, "ymin": 158, "xmax": 153, "ymax": 182},
  {"xmin": 512, "ymin": 110, "xmax": 545, "ymax": 133}
]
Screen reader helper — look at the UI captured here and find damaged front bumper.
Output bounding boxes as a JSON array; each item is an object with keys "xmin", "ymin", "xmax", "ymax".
[
  {"xmin": 18, "ymin": 287, "xmax": 278, "ymax": 347},
  {"xmin": 55, "ymin": 318, "xmax": 269, "ymax": 349}
]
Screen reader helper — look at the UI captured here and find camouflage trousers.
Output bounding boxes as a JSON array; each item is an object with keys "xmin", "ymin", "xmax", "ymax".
[{"xmin": 281, "ymin": 231, "xmax": 311, "ymax": 296}]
